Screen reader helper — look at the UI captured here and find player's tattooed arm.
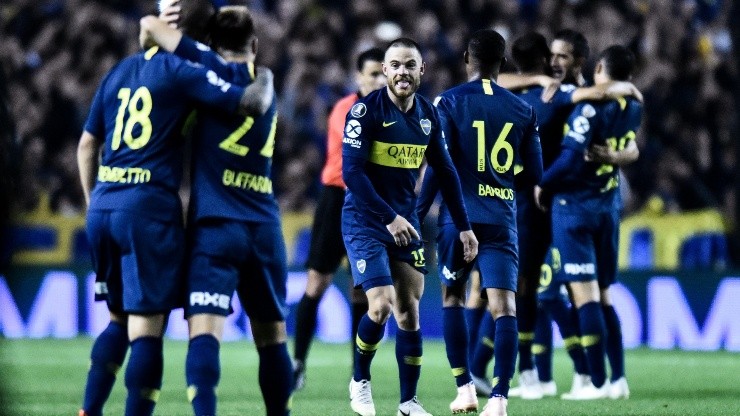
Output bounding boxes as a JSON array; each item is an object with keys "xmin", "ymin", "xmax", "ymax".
[
  {"xmin": 139, "ymin": 15, "xmax": 183, "ymax": 52},
  {"xmin": 77, "ymin": 131, "xmax": 102, "ymax": 207},
  {"xmin": 238, "ymin": 66, "xmax": 274, "ymax": 117}
]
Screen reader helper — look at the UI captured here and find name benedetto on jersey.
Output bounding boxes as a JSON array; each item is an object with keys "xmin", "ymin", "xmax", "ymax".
[
  {"xmin": 84, "ymin": 46, "xmax": 244, "ymax": 222},
  {"xmin": 341, "ymin": 87, "xmax": 461, "ymax": 241},
  {"xmin": 554, "ymin": 97, "xmax": 642, "ymax": 213},
  {"xmin": 434, "ymin": 79, "xmax": 541, "ymax": 230},
  {"xmin": 174, "ymin": 36, "xmax": 279, "ymax": 224}
]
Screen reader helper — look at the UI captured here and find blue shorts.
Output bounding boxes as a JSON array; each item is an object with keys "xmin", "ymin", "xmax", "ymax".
[
  {"xmin": 87, "ymin": 210, "xmax": 184, "ymax": 314},
  {"xmin": 551, "ymin": 209, "xmax": 619, "ymax": 288},
  {"xmin": 185, "ymin": 218, "xmax": 288, "ymax": 322},
  {"xmin": 343, "ymin": 230, "xmax": 427, "ymax": 291},
  {"xmin": 438, "ymin": 223, "xmax": 518, "ymax": 292},
  {"xmin": 516, "ymin": 196, "xmax": 552, "ymax": 280},
  {"xmin": 536, "ymin": 247, "xmax": 569, "ymax": 302}
]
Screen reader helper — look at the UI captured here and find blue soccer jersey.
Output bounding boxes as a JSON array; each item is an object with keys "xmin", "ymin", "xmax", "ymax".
[
  {"xmin": 174, "ymin": 36, "xmax": 279, "ymax": 224},
  {"xmin": 543, "ymin": 97, "xmax": 642, "ymax": 213},
  {"xmin": 84, "ymin": 46, "xmax": 245, "ymax": 222},
  {"xmin": 514, "ymin": 84, "xmax": 575, "ymax": 169},
  {"xmin": 420, "ymin": 79, "xmax": 542, "ymax": 231},
  {"xmin": 341, "ymin": 87, "xmax": 470, "ymax": 242}
]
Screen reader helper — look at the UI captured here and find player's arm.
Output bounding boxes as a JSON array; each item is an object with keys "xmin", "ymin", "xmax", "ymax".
[
  {"xmin": 77, "ymin": 131, "xmax": 102, "ymax": 207},
  {"xmin": 517, "ymin": 110, "xmax": 544, "ymax": 189},
  {"xmin": 535, "ymin": 104, "xmax": 596, "ymax": 211},
  {"xmin": 585, "ymin": 138, "xmax": 639, "ymax": 166},
  {"xmin": 425, "ymin": 119, "xmax": 477, "ymax": 262},
  {"xmin": 498, "ymin": 73, "xmax": 557, "ymax": 90},
  {"xmin": 341, "ymin": 108, "xmax": 398, "ymax": 225},
  {"xmin": 571, "ymin": 81, "xmax": 643, "ymax": 103},
  {"xmin": 139, "ymin": 16, "xmax": 182, "ymax": 52},
  {"xmin": 416, "ymin": 165, "xmax": 438, "ymax": 224},
  {"xmin": 174, "ymin": 58, "xmax": 271, "ymax": 118}
]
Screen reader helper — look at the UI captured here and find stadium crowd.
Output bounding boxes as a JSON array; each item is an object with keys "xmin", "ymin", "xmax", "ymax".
[{"xmin": 1, "ymin": 0, "xmax": 736, "ymax": 227}]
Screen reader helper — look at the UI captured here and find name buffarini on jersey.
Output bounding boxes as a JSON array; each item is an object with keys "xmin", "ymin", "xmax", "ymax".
[{"xmin": 222, "ymin": 169, "xmax": 273, "ymax": 194}]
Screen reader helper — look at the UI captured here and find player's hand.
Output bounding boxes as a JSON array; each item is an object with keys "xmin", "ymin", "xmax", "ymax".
[
  {"xmin": 459, "ymin": 230, "xmax": 478, "ymax": 263},
  {"xmin": 534, "ymin": 185, "xmax": 549, "ymax": 212},
  {"xmin": 585, "ymin": 144, "xmax": 617, "ymax": 164},
  {"xmin": 159, "ymin": 0, "xmax": 181, "ymax": 27},
  {"xmin": 239, "ymin": 66, "xmax": 275, "ymax": 117},
  {"xmin": 538, "ymin": 76, "xmax": 560, "ymax": 102},
  {"xmin": 386, "ymin": 215, "xmax": 419, "ymax": 247}
]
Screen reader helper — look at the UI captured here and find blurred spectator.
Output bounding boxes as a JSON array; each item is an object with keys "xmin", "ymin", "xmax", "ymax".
[{"xmin": 1, "ymin": 0, "xmax": 736, "ymax": 259}]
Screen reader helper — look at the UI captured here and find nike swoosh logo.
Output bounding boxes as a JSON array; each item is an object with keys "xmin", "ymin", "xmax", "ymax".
[
  {"xmin": 399, "ymin": 411, "xmax": 410, "ymax": 416},
  {"xmin": 382, "ymin": 121, "xmax": 397, "ymax": 127}
]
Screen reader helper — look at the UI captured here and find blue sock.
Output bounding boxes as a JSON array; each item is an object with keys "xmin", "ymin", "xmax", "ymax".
[
  {"xmin": 353, "ymin": 314, "xmax": 385, "ymax": 381},
  {"xmin": 532, "ymin": 306, "xmax": 553, "ymax": 382},
  {"xmin": 578, "ymin": 302, "xmax": 607, "ymax": 388},
  {"xmin": 515, "ymin": 295, "xmax": 537, "ymax": 372},
  {"xmin": 548, "ymin": 298, "xmax": 588, "ymax": 375},
  {"xmin": 491, "ymin": 316, "xmax": 518, "ymax": 398},
  {"xmin": 603, "ymin": 305, "xmax": 625, "ymax": 381},
  {"xmin": 470, "ymin": 312, "xmax": 495, "ymax": 377},
  {"xmin": 82, "ymin": 321, "xmax": 129, "ymax": 416},
  {"xmin": 124, "ymin": 336, "xmax": 163, "ymax": 416},
  {"xmin": 258, "ymin": 343, "xmax": 293, "ymax": 416},
  {"xmin": 186, "ymin": 334, "xmax": 220, "ymax": 416},
  {"xmin": 443, "ymin": 306, "xmax": 471, "ymax": 387},
  {"xmin": 396, "ymin": 329, "xmax": 422, "ymax": 402},
  {"xmin": 464, "ymin": 307, "xmax": 485, "ymax": 360}
]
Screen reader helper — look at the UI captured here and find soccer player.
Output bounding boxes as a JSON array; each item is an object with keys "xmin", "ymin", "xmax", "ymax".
[
  {"xmin": 534, "ymin": 44, "xmax": 642, "ymax": 400},
  {"xmin": 141, "ymin": 5, "xmax": 292, "ymax": 415},
  {"xmin": 343, "ymin": 37, "xmax": 478, "ymax": 416},
  {"xmin": 76, "ymin": 9, "xmax": 263, "ymax": 416},
  {"xmin": 292, "ymin": 47, "xmax": 386, "ymax": 391},
  {"xmin": 417, "ymin": 29, "xmax": 543, "ymax": 416},
  {"xmin": 495, "ymin": 30, "xmax": 640, "ymax": 400}
]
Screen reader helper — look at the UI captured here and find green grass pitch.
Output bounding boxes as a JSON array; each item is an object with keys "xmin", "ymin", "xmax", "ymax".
[{"xmin": 1, "ymin": 338, "xmax": 738, "ymax": 415}]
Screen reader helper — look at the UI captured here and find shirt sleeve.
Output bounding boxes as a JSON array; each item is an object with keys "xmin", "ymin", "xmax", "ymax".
[
  {"xmin": 172, "ymin": 58, "xmax": 244, "ymax": 114},
  {"xmin": 562, "ymin": 103, "xmax": 598, "ymax": 152},
  {"xmin": 424, "ymin": 109, "xmax": 471, "ymax": 231},
  {"xmin": 416, "ymin": 164, "xmax": 438, "ymax": 223},
  {"xmin": 83, "ymin": 72, "xmax": 109, "ymax": 138},
  {"xmin": 539, "ymin": 147, "xmax": 580, "ymax": 190},
  {"xmin": 341, "ymin": 102, "xmax": 397, "ymax": 224},
  {"xmin": 174, "ymin": 35, "xmax": 234, "ymax": 79}
]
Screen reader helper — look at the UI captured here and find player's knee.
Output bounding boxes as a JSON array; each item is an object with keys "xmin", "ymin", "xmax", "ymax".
[
  {"xmin": 305, "ymin": 269, "xmax": 334, "ymax": 297},
  {"xmin": 251, "ymin": 320, "xmax": 287, "ymax": 347},
  {"xmin": 441, "ymin": 285, "xmax": 465, "ymax": 307},
  {"xmin": 367, "ymin": 300, "xmax": 393, "ymax": 324}
]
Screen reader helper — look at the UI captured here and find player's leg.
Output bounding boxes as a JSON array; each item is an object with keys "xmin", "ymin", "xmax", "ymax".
[
  {"xmin": 514, "ymin": 205, "xmax": 550, "ymax": 395},
  {"xmin": 115, "ymin": 212, "xmax": 184, "ymax": 416},
  {"xmin": 293, "ymin": 186, "xmax": 351, "ymax": 389},
  {"xmin": 436, "ymin": 223, "xmax": 478, "ymax": 413},
  {"xmin": 183, "ymin": 219, "xmax": 247, "ymax": 416},
  {"xmin": 465, "ymin": 269, "xmax": 486, "ymax": 361},
  {"xmin": 125, "ymin": 314, "xmax": 168, "ymax": 416},
  {"xmin": 345, "ymin": 235, "xmax": 395, "ymax": 416},
  {"xmin": 531, "ymin": 303, "xmax": 555, "ymax": 395},
  {"xmin": 251, "ymin": 320, "xmax": 293, "ymax": 416},
  {"xmin": 81, "ymin": 211, "xmax": 130, "ymax": 416},
  {"xmin": 391, "ymin": 259, "xmax": 432, "ymax": 415},
  {"xmin": 81, "ymin": 311, "xmax": 129, "ymax": 416},
  {"xmin": 240, "ymin": 221, "xmax": 294, "ymax": 415},
  {"xmin": 478, "ymin": 225, "xmax": 519, "ymax": 416},
  {"xmin": 598, "ymin": 211, "xmax": 629, "ymax": 399}
]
